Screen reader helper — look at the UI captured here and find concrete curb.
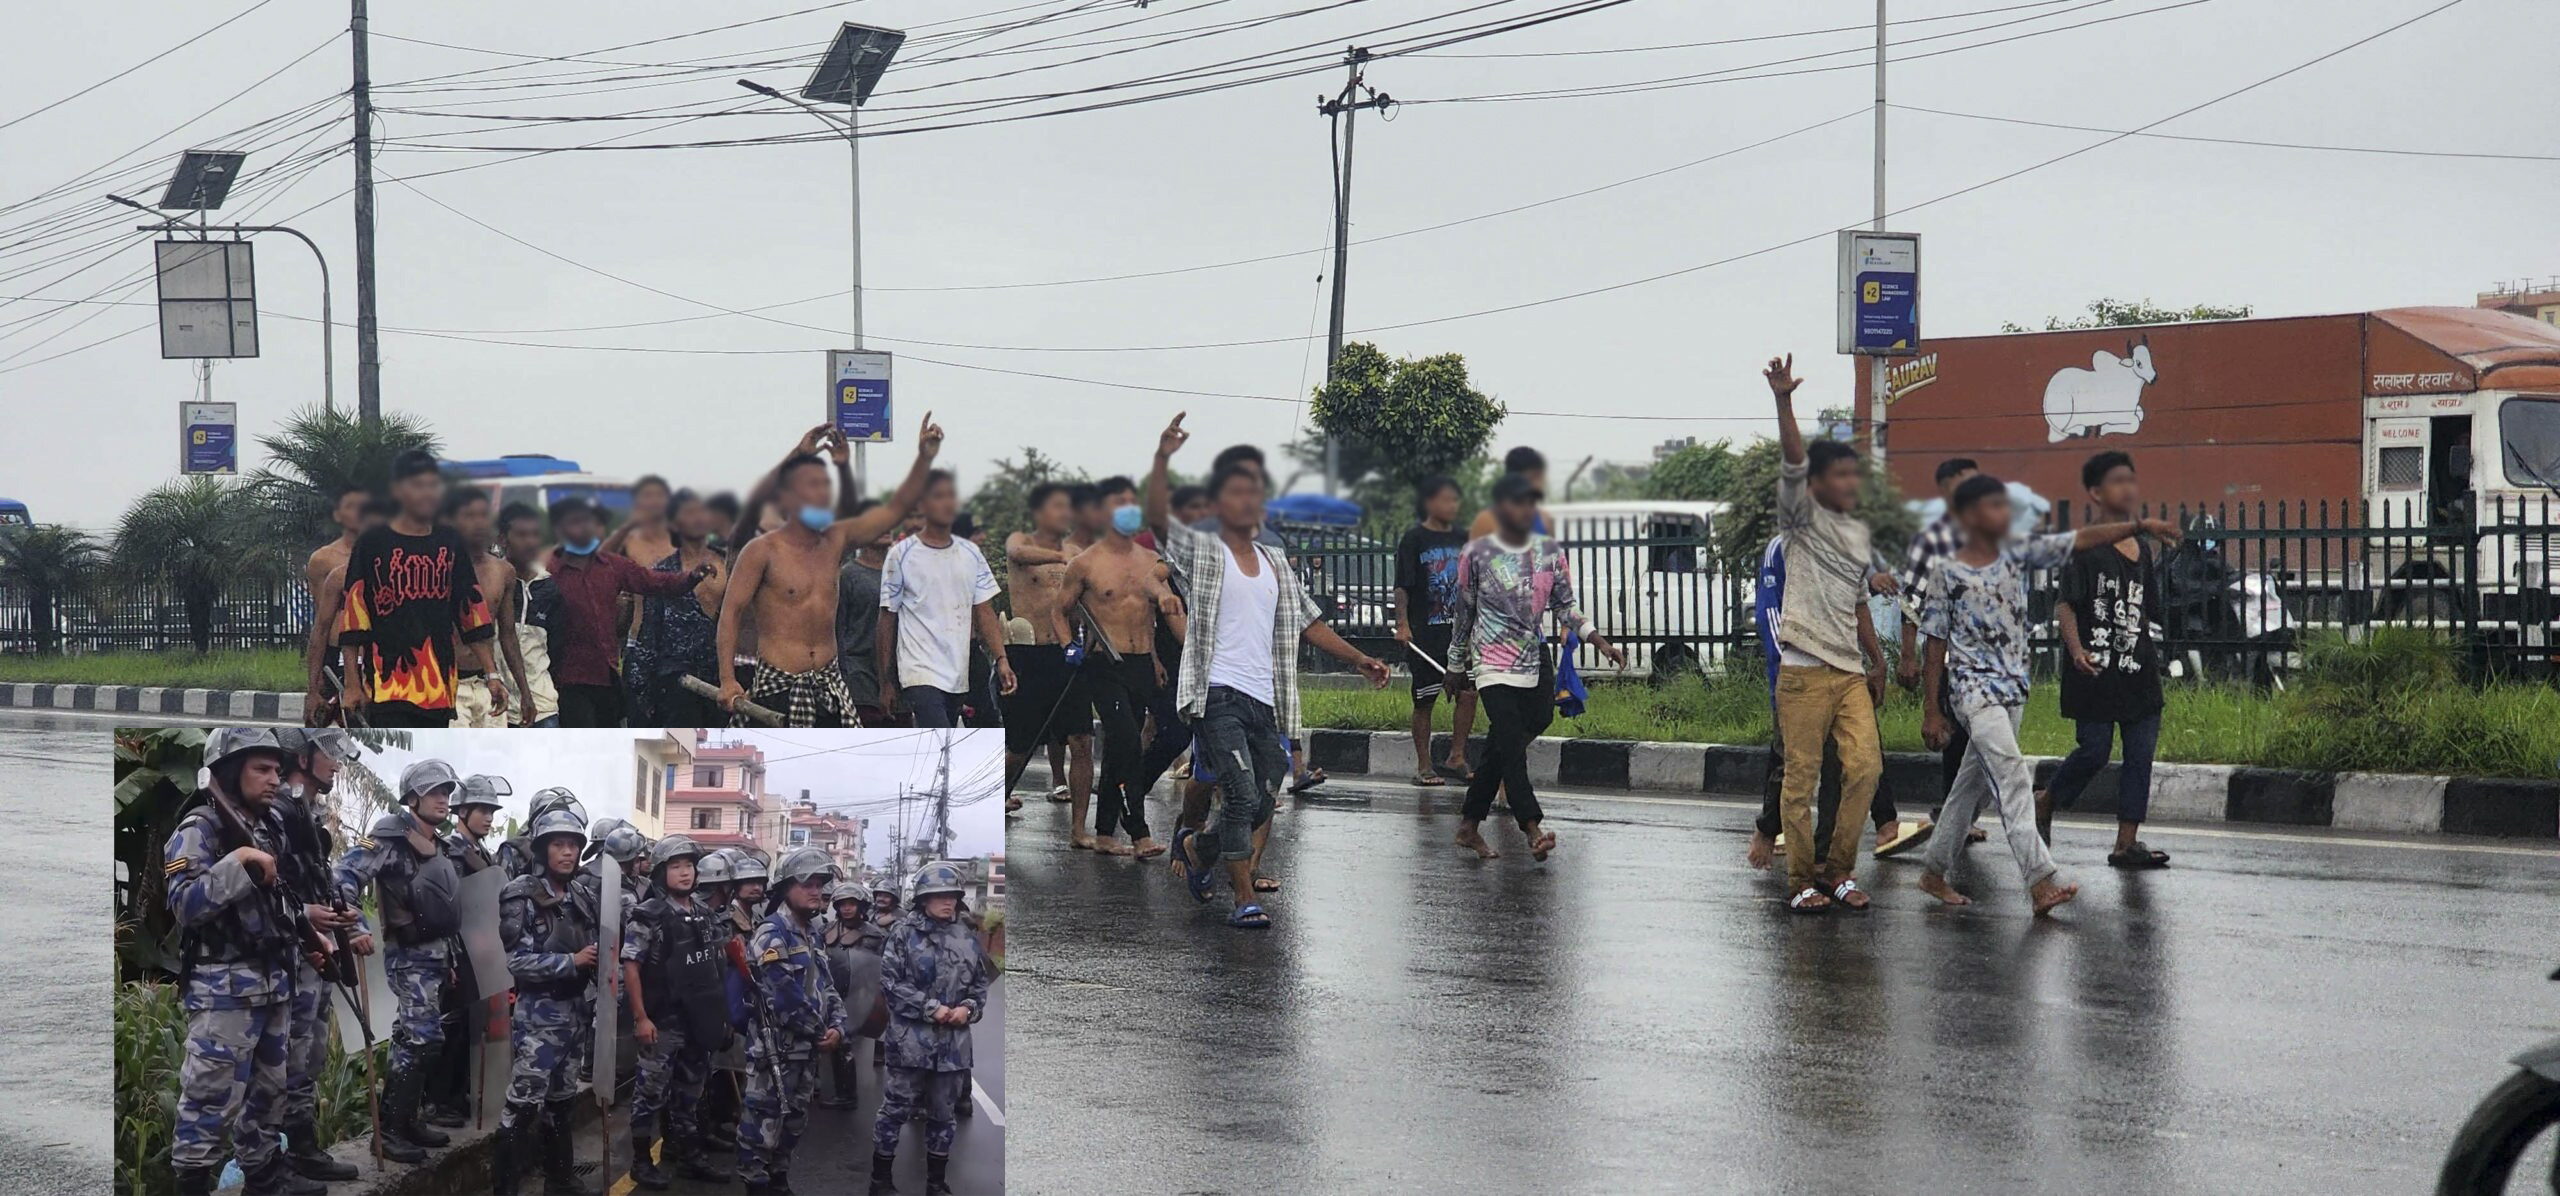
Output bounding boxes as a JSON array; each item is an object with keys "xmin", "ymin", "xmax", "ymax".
[
  {"xmin": 1303, "ymin": 728, "xmax": 2557, "ymax": 839},
  {"xmin": 0, "ymin": 681, "xmax": 301, "ymax": 723}
]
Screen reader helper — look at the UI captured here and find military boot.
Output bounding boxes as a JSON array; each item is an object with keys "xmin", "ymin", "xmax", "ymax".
[
  {"xmin": 421, "ymin": 1055, "xmax": 469, "ymax": 1128},
  {"xmin": 490, "ymin": 1118, "xmax": 526, "ymax": 1196},
  {"xmin": 673, "ymin": 1127, "xmax": 734, "ymax": 1184},
  {"xmin": 174, "ymin": 1165, "xmax": 216, "ymax": 1195},
  {"xmin": 390, "ymin": 1063, "xmax": 450, "ymax": 1148},
  {"xmin": 629, "ymin": 1133, "xmax": 668, "ymax": 1191},
  {"xmin": 376, "ymin": 1064, "xmax": 436, "ymax": 1156},
  {"xmin": 243, "ymin": 1154, "xmax": 330, "ymax": 1196},
  {"xmin": 282, "ymin": 1119, "xmax": 358, "ymax": 1180},
  {"xmin": 867, "ymin": 1151, "xmax": 900, "ymax": 1195},
  {"xmin": 924, "ymin": 1153, "xmax": 954, "ymax": 1196},
  {"xmin": 542, "ymin": 1102, "xmax": 585, "ymax": 1196}
]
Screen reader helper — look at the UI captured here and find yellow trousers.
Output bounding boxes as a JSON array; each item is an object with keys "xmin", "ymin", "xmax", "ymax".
[{"xmin": 1775, "ymin": 665, "xmax": 1883, "ymax": 890}]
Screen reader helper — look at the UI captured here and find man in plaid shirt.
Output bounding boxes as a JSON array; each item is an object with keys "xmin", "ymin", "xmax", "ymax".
[
  {"xmin": 1145, "ymin": 413, "xmax": 1389, "ymax": 929},
  {"xmin": 1898, "ymin": 458, "xmax": 1986, "ymax": 839}
]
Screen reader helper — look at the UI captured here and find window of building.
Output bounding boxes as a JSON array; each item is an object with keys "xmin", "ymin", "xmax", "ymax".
[
  {"xmin": 692, "ymin": 807, "xmax": 722, "ymax": 830},
  {"xmin": 694, "ymin": 766, "xmax": 722, "ymax": 788},
  {"xmin": 789, "ymin": 828, "xmax": 809, "ymax": 846}
]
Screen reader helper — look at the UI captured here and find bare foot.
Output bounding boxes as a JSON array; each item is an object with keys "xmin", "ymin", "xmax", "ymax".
[
  {"xmin": 1746, "ymin": 830, "xmax": 1775, "ymax": 871},
  {"xmin": 1527, "ymin": 826, "xmax": 1557, "ymax": 861},
  {"xmin": 1069, "ymin": 833, "xmax": 1097, "ymax": 851},
  {"xmin": 2031, "ymin": 878, "xmax": 2081, "ymax": 916},
  {"xmin": 1917, "ymin": 871, "xmax": 1971, "ymax": 906},
  {"xmin": 1131, "ymin": 837, "xmax": 1166, "ymax": 859},
  {"xmin": 1093, "ymin": 837, "xmax": 1134, "ymax": 857},
  {"xmin": 1454, "ymin": 825, "xmax": 1499, "ymax": 859}
]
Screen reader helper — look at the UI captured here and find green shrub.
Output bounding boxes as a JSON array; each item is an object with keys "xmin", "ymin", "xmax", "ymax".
[
  {"xmin": 2266, "ymin": 631, "xmax": 2541, "ymax": 776},
  {"xmin": 116, "ymin": 979, "xmax": 390, "ymax": 1195}
]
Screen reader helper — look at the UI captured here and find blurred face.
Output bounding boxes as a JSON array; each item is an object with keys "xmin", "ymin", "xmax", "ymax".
[
  {"xmin": 662, "ymin": 857, "xmax": 696, "ymax": 894},
  {"xmin": 1101, "ymin": 490, "xmax": 1137, "ymax": 537},
  {"xmin": 1174, "ymin": 494, "xmax": 1212, "ymax": 525},
  {"xmin": 2091, "ymin": 465, "xmax": 2138, "ymax": 514},
  {"xmin": 450, "ymin": 497, "xmax": 492, "ymax": 547},
  {"xmin": 781, "ymin": 461, "xmax": 833, "ymax": 524},
  {"xmin": 835, "ymin": 898, "xmax": 865, "ymax": 923},
  {"xmin": 901, "ymin": 509, "xmax": 924, "ymax": 537},
  {"xmin": 673, "ymin": 498, "xmax": 716, "ymax": 544},
  {"xmin": 359, "ymin": 507, "xmax": 389, "ymax": 535},
  {"xmin": 1956, "ymin": 493, "xmax": 2013, "ymax": 543},
  {"xmin": 393, "ymin": 470, "xmax": 443, "ymax": 520},
  {"xmin": 735, "ymin": 879, "xmax": 766, "ymax": 907},
  {"xmin": 1214, "ymin": 471, "xmax": 1263, "ymax": 532},
  {"xmin": 922, "ymin": 893, "xmax": 959, "ymax": 921},
  {"xmin": 1031, "ymin": 491, "xmax": 1072, "ymax": 536},
  {"xmin": 503, "ymin": 516, "xmax": 544, "ymax": 564},
  {"xmin": 786, "ymin": 878, "xmax": 827, "ymax": 915},
  {"xmin": 414, "ymin": 784, "xmax": 453, "ymax": 823},
  {"xmin": 555, "ymin": 507, "xmax": 600, "ymax": 548},
  {"xmin": 1072, "ymin": 498, "xmax": 1104, "ymax": 538},
  {"xmin": 1937, "ymin": 467, "xmax": 1979, "ymax": 501},
  {"xmin": 545, "ymin": 838, "xmax": 579, "ymax": 877},
  {"xmin": 1519, "ymin": 466, "xmax": 1546, "ymax": 494},
  {"xmin": 633, "ymin": 482, "xmax": 669, "ymax": 522},
  {"xmin": 332, "ymin": 491, "xmax": 368, "ymax": 534},
  {"xmin": 921, "ymin": 478, "xmax": 960, "ymax": 529},
  {"xmin": 1812, "ymin": 455, "xmax": 1862, "ymax": 511},
  {"xmin": 1494, "ymin": 493, "xmax": 1537, "ymax": 537},
  {"xmin": 1424, "ymin": 485, "xmax": 1460, "ymax": 526}
]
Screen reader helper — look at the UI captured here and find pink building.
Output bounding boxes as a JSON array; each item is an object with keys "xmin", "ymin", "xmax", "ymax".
[{"xmin": 667, "ymin": 731, "xmax": 772, "ymax": 855}]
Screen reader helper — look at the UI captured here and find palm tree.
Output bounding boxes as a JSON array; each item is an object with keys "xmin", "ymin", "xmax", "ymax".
[
  {"xmin": 0, "ymin": 525, "xmax": 104, "ymax": 653},
  {"xmin": 111, "ymin": 476, "xmax": 286, "ymax": 653},
  {"xmin": 245, "ymin": 405, "xmax": 439, "ymax": 549}
]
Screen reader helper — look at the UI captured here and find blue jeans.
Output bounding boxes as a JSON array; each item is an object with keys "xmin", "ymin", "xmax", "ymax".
[
  {"xmin": 1193, "ymin": 686, "xmax": 1287, "ymax": 862},
  {"xmin": 2047, "ymin": 712, "xmax": 2163, "ymax": 824},
  {"xmin": 902, "ymin": 685, "xmax": 967, "ymax": 728}
]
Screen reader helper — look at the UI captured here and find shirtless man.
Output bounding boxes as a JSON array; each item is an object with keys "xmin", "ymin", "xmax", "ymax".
[
  {"xmin": 1054, "ymin": 476, "xmax": 1181, "ymax": 858},
  {"xmin": 726, "ymin": 437, "xmax": 866, "ymax": 698},
  {"xmin": 441, "ymin": 487, "xmax": 532, "ymax": 729},
  {"xmin": 1001, "ymin": 484, "xmax": 1096, "ymax": 843},
  {"xmin": 716, "ymin": 419, "xmax": 944, "ymax": 727},
  {"xmin": 1066, "ymin": 483, "xmax": 1103, "ymax": 553},
  {"xmin": 304, "ymin": 484, "xmax": 370, "ymax": 599},
  {"xmin": 303, "ymin": 496, "xmax": 390, "ymax": 725}
]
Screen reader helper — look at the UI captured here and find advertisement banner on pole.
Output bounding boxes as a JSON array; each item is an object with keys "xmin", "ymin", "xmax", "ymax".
[
  {"xmin": 1836, "ymin": 230, "xmax": 1921, "ymax": 355},
  {"xmin": 181, "ymin": 401, "xmax": 237, "ymax": 475},
  {"xmin": 829, "ymin": 349, "xmax": 893, "ymax": 443}
]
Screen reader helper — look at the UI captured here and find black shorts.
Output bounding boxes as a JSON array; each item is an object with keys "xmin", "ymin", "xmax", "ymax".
[
  {"xmin": 1408, "ymin": 622, "xmax": 1455, "ymax": 703},
  {"xmin": 1003, "ymin": 644, "xmax": 1092, "ymax": 754}
]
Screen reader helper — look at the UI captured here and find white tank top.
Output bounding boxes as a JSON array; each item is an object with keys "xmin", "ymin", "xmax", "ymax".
[{"xmin": 1206, "ymin": 542, "xmax": 1278, "ymax": 705}]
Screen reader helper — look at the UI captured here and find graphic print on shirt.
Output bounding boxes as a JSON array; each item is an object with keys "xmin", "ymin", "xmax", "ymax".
[
  {"xmin": 337, "ymin": 532, "xmax": 493, "ymax": 712},
  {"xmin": 1418, "ymin": 542, "xmax": 1464, "ymax": 624}
]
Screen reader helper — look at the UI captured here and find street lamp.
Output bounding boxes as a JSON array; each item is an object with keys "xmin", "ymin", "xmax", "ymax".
[
  {"xmin": 743, "ymin": 20, "xmax": 903, "ymax": 492},
  {"xmin": 109, "ymin": 150, "xmax": 337, "ymax": 414}
]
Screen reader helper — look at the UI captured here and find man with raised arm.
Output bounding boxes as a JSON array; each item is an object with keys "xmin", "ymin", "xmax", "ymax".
[
  {"xmin": 1146, "ymin": 413, "xmax": 1390, "ymax": 930},
  {"xmin": 1000, "ymin": 483, "xmax": 1095, "ymax": 839},
  {"xmin": 717, "ymin": 417, "xmax": 945, "ymax": 728},
  {"xmin": 1054, "ymin": 475, "xmax": 1181, "ymax": 859}
]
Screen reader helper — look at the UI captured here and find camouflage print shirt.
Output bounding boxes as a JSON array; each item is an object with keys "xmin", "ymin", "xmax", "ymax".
[
  {"xmin": 879, "ymin": 910, "xmax": 991, "ymax": 1072},
  {"xmin": 501, "ymin": 873, "xmax": 595, "ymax": 1012},
  {"xmin": 163, "ymin": 802, "xmax": 296, "ymax": 1011},
  {"xmin": 749, "ymin": 909, "xmax": 846, "ymax": 1055},
  {"xmin": 332, "ymin": 808, "xmax": 450, "ymax": 970}
]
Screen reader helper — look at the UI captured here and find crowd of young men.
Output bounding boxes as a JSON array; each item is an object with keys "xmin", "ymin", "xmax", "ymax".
[{"xmin": 165, "ymin": 735, "xmax": 995, "ymax": 1196}]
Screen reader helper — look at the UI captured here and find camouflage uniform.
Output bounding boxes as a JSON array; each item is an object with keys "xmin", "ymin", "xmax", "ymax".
[
  {"xmin": 872, "ymin": 907, "xmax": 992, "ymax": 1163},
  {"xmin": 495, "ymin": 868, "xmax": 594, "ymax": 1194},
  {"xmin": 624, "ymin": 889, "xmax": 730, "ymax": 1178},
  {"xmin": 334, "ymin": 808, "xmax": 453, "ymax": 1074},
  {"xmin": 271, "ymin": 785, "xmax": 337, "ymax": 1134},
  {"xmin": 163, "ymin": 800, "xmax": 297, "ymax": 1183},
  {"xmin": 739, "ymin": 906, "xmax": 848, "ymax": 1189}
]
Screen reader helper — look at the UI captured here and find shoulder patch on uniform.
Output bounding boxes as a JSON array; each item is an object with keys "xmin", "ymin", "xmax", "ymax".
[
  {"xmin": 355, "ymin": 836, "xmax": 376, "ymax": 850},
  {"xmin": 164, "ymin": 856, "xmax": 191, "ymax": 875},
  {"xmin": 759, "ymin": 949, "xmax": 781, "ymax": 964}
]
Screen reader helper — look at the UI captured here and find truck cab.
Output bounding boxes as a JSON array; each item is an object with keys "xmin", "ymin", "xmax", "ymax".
[{"xmin": 1540, "ymin": 500, "xmax": 1730, "ymax": 677}]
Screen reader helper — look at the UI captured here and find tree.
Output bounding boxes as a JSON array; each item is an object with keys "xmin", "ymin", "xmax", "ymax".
[
  {"xmin": 112, "ymin": 476, "xmax": 287, "ymax": 653},
  {"xmin": 1707, "ymin": 438, "xmax": 1918, "ymax": 579},
  {"xmin": 245, "ymin": 404, "xmax": 440, "ymax": 550},
  {"xmin": 1305, "ymin": 341, "xmax": 1507, "ymax": 522},
  {"xmin": 0, "ymin": 525, "xmax": 104, "ymax": 653},
  {"xmin": 1642, "ymin": 440, "xmax": 1740, "ymax": 502},
  {"xmin": 2002, "ymin": 297, "xmax": 2252, "ymax": 333},
  {"xmin": 966, "ymin": 447, "xmax": 1087, "ymax": 612}
]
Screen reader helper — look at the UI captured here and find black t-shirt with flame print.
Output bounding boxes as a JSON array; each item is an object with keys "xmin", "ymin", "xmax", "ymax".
[{"xmin": 336, "ymin": 524, "xmax": 495, "ymax": 719}]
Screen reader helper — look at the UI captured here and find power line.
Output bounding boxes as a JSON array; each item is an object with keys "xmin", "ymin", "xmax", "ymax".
[
  {"xmin": 0, "ymin": 0, "xmax": 287, "ymax": 136},
  {"xmin": 1408, "ymin": 0, "xmax": 2081, "ymax": 56},
  {"xmin": 1895, "ymin": 101, "xmax": 2560, "ymax": 162}
]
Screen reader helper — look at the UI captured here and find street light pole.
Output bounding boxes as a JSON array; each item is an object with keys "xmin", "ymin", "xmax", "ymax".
[
  {"xmin": 1867, "ymin": 0, "xmax": 1891, "ymax": 469},
  {"xmin": 744, "ymin": 78, "xmax": 871, "ymax": 495},
  {"xmin": 112, "ymin": 195, "xmax": 336, "ymax": 414},
  {"xmin": 1316, "ymin": 47, "xmax": 1390, "ymax": 499}
]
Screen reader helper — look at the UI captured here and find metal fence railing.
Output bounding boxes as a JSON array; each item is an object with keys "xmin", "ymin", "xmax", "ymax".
[{"xmin": 0, "ymin": 571, "xmax": 314, "ymax": 654}]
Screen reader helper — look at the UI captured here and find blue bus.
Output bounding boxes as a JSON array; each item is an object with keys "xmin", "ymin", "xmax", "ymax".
[
  {"xmin": 0, "ymin": 499, "xmax": 29, "ymax": 531},
  {"xmin": 442, "ymin": 456, "xmax": 634, "ymax": 524}
]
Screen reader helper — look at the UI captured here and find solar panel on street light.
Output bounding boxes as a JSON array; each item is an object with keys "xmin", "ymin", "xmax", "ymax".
[
  {"xmin": 158, "ymin": 150, "xmax": 248, "ymax": 211},
  {"xmin": 802, "ymin": 22, "xmax": 904, "ymax": 107}
]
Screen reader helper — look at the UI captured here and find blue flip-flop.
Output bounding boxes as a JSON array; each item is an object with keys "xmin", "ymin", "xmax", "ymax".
[
  {"xmin": 1229, "ymin": 904, "xmax": 1271, "ymax": 929},
  {"xmin": 1173, "ymin": 827, "xmax": 1213, "ymax": 903}
]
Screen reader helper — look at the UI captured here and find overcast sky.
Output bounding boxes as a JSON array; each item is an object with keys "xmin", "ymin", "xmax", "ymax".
[
  {"xmin": 353, "ymin": 726, "xmax": 1001, "ymax": 865},
  {"xmin": 5, "ymin": 0, "xmax": 2555, "ymax": 529}
]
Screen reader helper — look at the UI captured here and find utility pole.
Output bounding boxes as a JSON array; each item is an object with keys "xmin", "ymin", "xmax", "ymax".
[
  {"xmin": 1866, "ymin": 0, "xmax": 1890, "ymax": 469},
  {"xmin": 1317, "ymin": 47, "xmax": 1390, "ymax": 498},
  {"xmin": 929, "ymin": 729, "xmax": 952, "ymax": 860},
  {"xmin": 351, "ymin": 0, "xmax": 382, "ymax": 426}
]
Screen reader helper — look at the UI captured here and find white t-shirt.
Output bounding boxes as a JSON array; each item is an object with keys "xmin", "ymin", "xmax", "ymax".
[
  {"xmin": 1206, "ymin": 541, "xmax": 1278, "ymax": 705},
  {"xmin": 879, "ymin": 535, "xmax": 999, "ymax": 693}
]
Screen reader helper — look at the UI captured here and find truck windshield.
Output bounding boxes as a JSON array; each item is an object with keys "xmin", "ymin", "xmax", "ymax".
[{"xmin": 2502, "ymin": 397, "xmax": 2560, "ymax": 489}]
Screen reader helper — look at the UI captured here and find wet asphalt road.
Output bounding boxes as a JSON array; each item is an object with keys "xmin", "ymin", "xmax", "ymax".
[
  {"xmin": 1006, "ymin": 768, "xmax": 2560, "ymax": 1195},
  {"xmin": 0, "ymin": 716, "xmax": 115, "ymax": 1193}
]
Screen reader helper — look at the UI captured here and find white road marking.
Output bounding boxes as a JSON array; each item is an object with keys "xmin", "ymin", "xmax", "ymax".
[{"xmin": 971, "ymin": 1078, "xmax": 1005, "ymax": 1128}]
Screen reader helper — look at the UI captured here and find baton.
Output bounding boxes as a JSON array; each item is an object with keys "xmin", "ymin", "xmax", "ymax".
[
  {"xmin": 1403, "ymin": 642, "xmax": 1448, "ymax": 677},
  {"xmin": 680, "ymin": 674, "xmax": 785, "ymax": 727}
]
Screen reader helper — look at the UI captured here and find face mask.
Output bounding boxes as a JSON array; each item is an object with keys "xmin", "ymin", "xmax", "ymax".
[
  {"xmin": 1111, "ymin": 505, "xmax": 1144, "ymax": 536},
  {"xmin": 797, "ymin": 505, "xmax": 833, "ymax": 532},
  {"xmin": 561, "ymin": 537, "xmax": 600, "ymax": 556}
]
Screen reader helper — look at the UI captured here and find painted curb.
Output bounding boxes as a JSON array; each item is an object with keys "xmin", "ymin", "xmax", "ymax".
[
  {"xmin": 1303, "ymin": 728, "xmax": 2552, "ymax": 839},
  {"xmin": 0, "ymin": 682, "xmax": 303, "ymax": 724}
]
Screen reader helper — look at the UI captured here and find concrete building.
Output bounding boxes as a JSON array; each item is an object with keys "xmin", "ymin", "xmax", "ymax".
[
  {"xmin": 785, "ymin": 794, "xmax": 867, "ymax": 879},
  {"xmin": 667, "ymin": 731, "xmax": 772, "ymax": 856},
  {"xmin": 625, "ymin": 730, "xmax": 692, "ymax": 840},
  {"xmin": 2479, "ymin": 278, "xmax": 2560, "ymax": 327}
]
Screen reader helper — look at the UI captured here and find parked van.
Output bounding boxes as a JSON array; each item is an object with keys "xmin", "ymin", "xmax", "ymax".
[
  {"xmin": 1540, "ymin": 500, "xmax": 1732, "ymax": 677},
  {"xmin": 443, "ymin": 456, "xmax": 634, "ymax": 525}
]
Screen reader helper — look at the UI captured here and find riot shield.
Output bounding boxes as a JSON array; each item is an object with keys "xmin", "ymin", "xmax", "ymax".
[
  {"xmin": 455, "ymin": 866, "xmax": 512, "ymax": 1002},
  {"xmin": 841, "ymin": 947, "xmax": 887, "ymax": 1039},
  {"xmin": 592, "ymin": 854, "xmax": 622, "ymax": 1105},
  {"xmin": 333, "ymin": 944, "xmax": 394, "ymax": 1049}
]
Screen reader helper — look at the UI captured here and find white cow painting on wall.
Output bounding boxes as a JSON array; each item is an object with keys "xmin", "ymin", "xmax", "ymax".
[{"xmin": 2042, "ymin": 335, "xmax": 2157, "ymax": 442}]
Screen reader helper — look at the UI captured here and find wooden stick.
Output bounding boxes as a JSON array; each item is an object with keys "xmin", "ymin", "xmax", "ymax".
[
  {"xmin": 680, "ymin": 674, "xmax": 785, "ymax": 727},
  {"xmin": 356, "ymin": 954, "xmax": 381, "ymax": 1170}
]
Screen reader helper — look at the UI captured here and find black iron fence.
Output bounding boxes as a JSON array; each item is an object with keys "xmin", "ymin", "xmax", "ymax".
[
  {"xmin": 1285, "ymin": 495, "xmax": 2560, "ymax": 684},
  {"xmin": 0, "ymin": 568, "xmax": 314, "ymax": 654}
]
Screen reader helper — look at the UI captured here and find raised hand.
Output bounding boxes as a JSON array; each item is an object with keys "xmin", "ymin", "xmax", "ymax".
[
  {"xmin": 1157, "ymin": 411, "xmax": 1190, "ymax": 458},
  {"xmin": 1763, "ymin": 354, "xmax": 1801, "ymax": 400},
  {"xmin": 917, "ymin": 411, "xmax": 944, "ymax": 460},
  {"xmin": 825, "ymin": 427, "xmax": 851, "ymax": 464},
  {"xmin": 797, "ymin": 424, "xmax": 831, "ymax": 456}
]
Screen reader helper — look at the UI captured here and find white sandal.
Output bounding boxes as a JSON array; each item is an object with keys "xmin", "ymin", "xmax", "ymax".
[
  {"xmin": 1830, "ymin": 877, "xmax": 1871, "ymax": 912},
  {"xmin": 1788, "ymin": 887, "xmax": 1829, "ymax": 914}
]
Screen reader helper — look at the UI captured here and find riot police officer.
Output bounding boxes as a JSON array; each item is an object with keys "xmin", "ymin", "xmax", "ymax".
[
  {"xmin": 427, "ymin": 774, "xmax": 508, "ymax": 1129},
  {"xmin": 740, "ymin": 848, "xmax": 849, "ymax": 1196},
  {"xmin": 869, "ymin": 862, "xmax": 992, "ymax": 1196},
  {"xmin": 621, "ymin": 835, "xmax": 734, "ymax": 1189},
  {"xmin": 692, "ymin": 849, "xmax": 745, "ymax": 1154},
  {"xmin": 167, "ymin": 729, "xmax": 326, "ymax": 1196},
  {"xmin": 334, "ymin": 759, "xmax": 467, "ymax": 1160},
  {"xmin": 493, "ymin": 805, "xmax": 596, "ymax": 1196},
  {"xmin": 817, "ymin": 877, "xmax": 877, "ymax": 1110},
  {"xmin": 500, "ymin": 788, "xmax": 586, "ymax": 880},
  {"xmin": 266, "ymin": 728, "xmax": 365, "ymax": 1186}
]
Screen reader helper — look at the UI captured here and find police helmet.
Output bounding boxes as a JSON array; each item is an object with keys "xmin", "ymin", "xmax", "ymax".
[
  {"xmin": 456, "ymin": 773, "xmax": 512, "ymax": 811},
  {"xmin": 647, "ymin": 834, "xmax": 704, "ymax": 871},
  {"xmin": 910, "ymin": 861, "xmax": 968, "ymax": 900},
  {"xmin": 527, "ymin": 786, "xmax": 586, "ymax": 825},
  {"xmin": 728, "ymin": 851, "xmax": 771, "ymax": 885},
  {"xmin": 273, "ymin": 727, "xmax": 361, "ymax": 766},
  {"xmin": 870, "ymin": 872, "xmax": 901, "ymax": 901},
  {"xmin": 584, "ymin": 818, "xmax": 647, "ymax": 864},
  {"xmin": 205, "ymin": 727, "xmax": 296, "ymax": 773},
  {"xmin": 527, "ymin": 808, "xmax": 587, "ymax": 853},
  {"xmin": 397, "ymin": 759, "xmax": 463, "ymax": 805},
  {"xmin": 771, "ymin": 847, "xmax": 836, "ymax": 893},
  {"xmin": 695, "ymin": 848, "xmax": 734, "ymax": 886},
  {"xmin": 823, "ymin": 878, "xmax": 869, "ymax": 907}
]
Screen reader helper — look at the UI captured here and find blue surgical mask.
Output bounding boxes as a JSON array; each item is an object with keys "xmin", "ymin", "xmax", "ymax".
[
  {"xmin": 561, "ymin": 537, "xmax": 600, "ymax": 556},
  {"xmin": 1111, "ymin": 505, "xmax": 1144, "ymax": 536},
  {"xmin": 797, "ymin": 505, "xmax": 833, "ymax": 532}
]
